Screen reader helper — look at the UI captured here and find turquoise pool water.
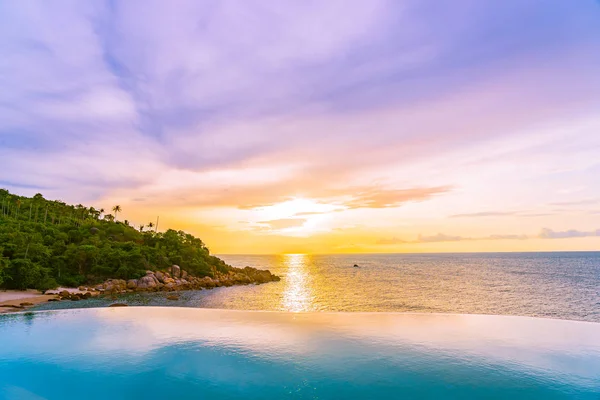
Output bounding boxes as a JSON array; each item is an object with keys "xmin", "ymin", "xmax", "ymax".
[{"xmin": 1, "ymin": 308, "xmax": 599, "ymax": 399}]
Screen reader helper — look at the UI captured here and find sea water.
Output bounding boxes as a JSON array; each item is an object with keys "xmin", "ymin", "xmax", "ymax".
[
  {"xmin": 0, "ymin": 308, "xmax": 599, "ymax": 399},
  {"xmin": 35, "ymin": 252, "xmax": 600, "ymax": 322}
]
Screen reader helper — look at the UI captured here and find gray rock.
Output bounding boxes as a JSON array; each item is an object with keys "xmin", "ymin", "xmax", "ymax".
[{"xmin": 137, "ymin": 276, "xmax": 158, "ymax": 289}]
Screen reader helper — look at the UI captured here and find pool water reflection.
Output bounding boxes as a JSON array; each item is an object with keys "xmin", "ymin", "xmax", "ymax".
[{"xmin": 1, "ymin": 308, "xmax": 599, "ymax": 399}]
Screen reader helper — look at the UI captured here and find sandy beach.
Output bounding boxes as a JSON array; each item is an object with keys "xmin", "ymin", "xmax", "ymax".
[{"xmin": 0, "ymin": 290, "xmax": 59, "ymax": 313}]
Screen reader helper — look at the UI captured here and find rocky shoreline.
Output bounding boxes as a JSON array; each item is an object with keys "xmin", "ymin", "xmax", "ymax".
[
  {"xmin": 1, "ymin": 265, "xmax": 280, "ymax": 310},
  {"xmin": 102, "ymin": 265, "xmax": 280, "ymax": 293}
]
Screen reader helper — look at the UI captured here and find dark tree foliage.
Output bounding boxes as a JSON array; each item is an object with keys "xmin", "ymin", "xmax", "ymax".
[{"xmin": 0, "ymin": 189, "xmax": 231, "ymax": 290}]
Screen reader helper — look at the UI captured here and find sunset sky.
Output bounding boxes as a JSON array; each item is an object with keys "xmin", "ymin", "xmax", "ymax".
[{"xmin": 1, "ymin": 1, "xmax": 600, "ymax": 254}]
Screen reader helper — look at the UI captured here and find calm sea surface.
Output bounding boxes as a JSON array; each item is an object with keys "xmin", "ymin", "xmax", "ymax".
[{"xmin": 36, "ymin": 252, "xmax": 600, "ymax": 322}]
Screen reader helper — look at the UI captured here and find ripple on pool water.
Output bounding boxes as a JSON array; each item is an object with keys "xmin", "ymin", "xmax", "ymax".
[{"xmin": 0, "ymin": 308, "xmax": 599, "ymax": 399}]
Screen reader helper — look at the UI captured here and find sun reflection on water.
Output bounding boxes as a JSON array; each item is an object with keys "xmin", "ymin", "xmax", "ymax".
[{"xmin": 281, "ymin": 254, "xmax": 314, "ymax": 312}]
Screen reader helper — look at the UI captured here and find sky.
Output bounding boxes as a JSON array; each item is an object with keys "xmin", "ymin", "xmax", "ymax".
[{"xmin": 1, "ymin": 0, "xmax": 600, "ymax": 254}]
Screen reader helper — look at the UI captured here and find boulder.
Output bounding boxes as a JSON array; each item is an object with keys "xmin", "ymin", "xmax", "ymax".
[
  {"xmin": 104, "ymin": 279, "xmax": 127, "ymax": 292},
  {"xmin": 137, "ymin": 275, "xmax": 157, "ymax": 289},
  {"xmin": 181, "ymin": 270, "xmax": 188, "ymax": 280},
  {"xmin": 200, "ymin": 277, "xmax": 216, "ymax": 288},
  {"xmin": 60, "ymin": 290, "xmax": 70, "ymax": 298},
  {"xmin": 171, "ymin": 265, "xmax": 181, "ymax": 279},
  {"xmin": 155, "ymin": 271, "xmax": 165, "ymax": 283},
  {"xmin": 144, "ymin": 271, "xmax": 160, "ymax": 285},
  {"xmin": 127, "ymin": 279, "xmax": 138, "ymax": 289}
]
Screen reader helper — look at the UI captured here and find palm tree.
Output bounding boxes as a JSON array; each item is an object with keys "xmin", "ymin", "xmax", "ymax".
[
  {"xmin": 147, "ymin": 222, "xmax": 154, "ymax": 232},
  {"xmin": 89, "ymin": 207, "xmax": 100, "ymax": 220},
  {"xmin": 112, "ymin": 205, "xmax": 121, "ymax": 222},
  {"xmin": 139, "ymin": 224, "xmax": 145, "ymax": 232}
]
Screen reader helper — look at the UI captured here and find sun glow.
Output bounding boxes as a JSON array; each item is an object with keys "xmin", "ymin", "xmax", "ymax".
[
  {"xmin": 255, "ymin": 198, "xmax": 343, "ymax": 220},
  {"xmin": 247, "ymin": 197, "xmax": 344, "ymax": 236}
]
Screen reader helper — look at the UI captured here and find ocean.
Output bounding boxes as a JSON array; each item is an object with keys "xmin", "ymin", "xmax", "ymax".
[{"xmin": 36, "ymin": 252, "xmax": 600, "ymax": 322}]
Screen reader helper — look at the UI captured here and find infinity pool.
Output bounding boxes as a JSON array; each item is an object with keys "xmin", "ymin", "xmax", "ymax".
[{"xmin": 0, "ymin": 308, "xmax": 599, "ymax": 399}]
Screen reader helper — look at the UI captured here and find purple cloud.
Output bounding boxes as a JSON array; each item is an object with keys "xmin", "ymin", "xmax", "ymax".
[
  {"xmin": 538, "ymin": 228, "xmax": 600, "ymax": 239},
  {"xmin": 0, "ymin": 0, "xmax": 599, "ymax": 219}
]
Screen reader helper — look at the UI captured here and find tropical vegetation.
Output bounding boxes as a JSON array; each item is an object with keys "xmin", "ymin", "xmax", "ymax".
[{"xmin": 0, "ymin": 189, "xmax": 231, "ymax": 290}]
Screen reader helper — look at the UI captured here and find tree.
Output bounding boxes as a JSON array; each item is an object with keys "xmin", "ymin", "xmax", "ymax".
[
  {"xmin": 0, "ymin": 253, "xmax": 8, "ymax": 287},
  {"xmin": 147, "ymin": 222, "xmax": 154, "ymax": 232},
  {"xmin": 15, "ymin": 199, "xmax": 21, "ymax": 219},
  {"xmin": 0, "ymin": 188, "xmax": 231, "ymax": 290},
  {"xmin": 89, "ymin": 207, "xmax": 100, "ymax": 220},
  {"xmin": 112, "ymin": 205, "xmax": 122, "ymax": 221}
]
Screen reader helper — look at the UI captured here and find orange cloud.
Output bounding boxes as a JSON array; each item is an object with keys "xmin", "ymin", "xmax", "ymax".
[{"xmin": 258, "ymin": 218, "xmax": 307, "ymax": 230}]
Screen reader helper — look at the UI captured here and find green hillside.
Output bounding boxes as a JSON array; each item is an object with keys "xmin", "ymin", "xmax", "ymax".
[{"xmin": 0, "ymin": 189, "xmax": 231, "ymax": 290}]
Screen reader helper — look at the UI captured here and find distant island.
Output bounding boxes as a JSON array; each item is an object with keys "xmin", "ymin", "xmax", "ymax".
[{"xmin": 0, "ymin": 189, "xmax": 279, "ymax": 295}]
